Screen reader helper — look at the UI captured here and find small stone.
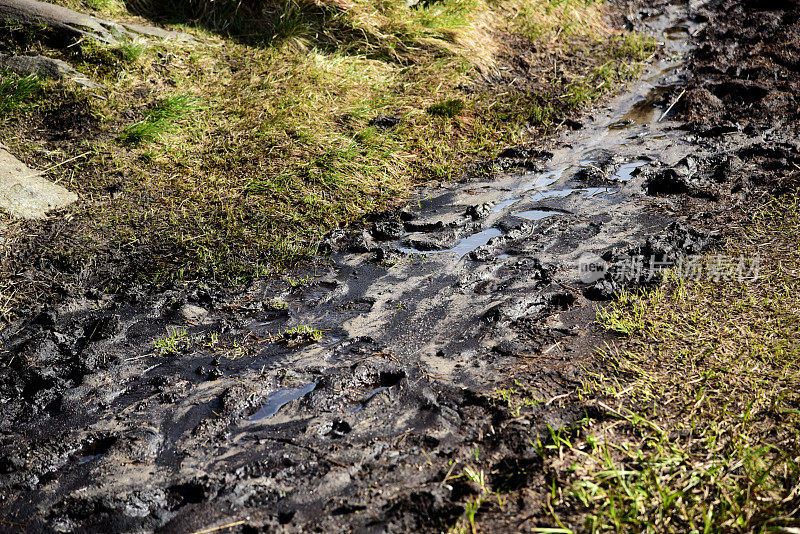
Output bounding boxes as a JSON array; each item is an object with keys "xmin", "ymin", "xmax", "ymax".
[{"xmin": 180, "ymin": 304, "xmax": 208, "ymax": 322}]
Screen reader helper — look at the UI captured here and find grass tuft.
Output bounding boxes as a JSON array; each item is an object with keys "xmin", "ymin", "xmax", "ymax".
[
  {"xmin": 276, "ymin": 324, "xmax": 322, "ymax": 346},
  {"xmin": 119, "ymin": 93, "xmax": 200, "ymax": 145},
  {"xmin": 115, "ymin": 38, "xmax": 146, "ymax": 62},
  {"xmin": 0, "ymin": 71, "xmax": 41, "ymax": 117},
  {"xmin": 154, "ymin": 326, "xmax": 191, "ymax": 355}
]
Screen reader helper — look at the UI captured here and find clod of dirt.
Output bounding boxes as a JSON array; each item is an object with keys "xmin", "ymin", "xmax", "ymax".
[
  {"xmin": 584, "ymin": 222, "xmax": 718, "ymax": 300},
  {"xmin": 179, "ymin": 304, "xmax": 208, "ymax": 323},
  {"xmin": 346, "ymin": 230, "xmax": 379, "ymax": 253},
  {"xmin": 465, "ymin": 202, "xmax": 492, "ymax": 220},
  {"xmin": 679, "ymin": 87, "xmax": 724, "ymax": 120},
  {"xmin": 368, "ymin": 114, "xmax": 400, "ymax": 130},
  {"xmin": 643, "ymin": 166, "xmax": 689, "ymax": 195},
  {"xmin": 372, "ymin": 220, "xmax": 405, "ymax": 240},
  {"xmin": 497, "ymin": 147, "xmax": 554, "ymax": 161}
]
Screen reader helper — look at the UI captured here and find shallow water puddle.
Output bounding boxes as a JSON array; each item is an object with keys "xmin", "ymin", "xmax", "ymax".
[
  {"xmin": 608, "ymin": 85, "xmax": 675, "ymax": 129},
  {"xmin": 397, "ymin": 227, "xmax": 503, "ymax": 257},
  {"xmin": 448, "ymin": 227, "xmax": 503, "ymax": 256},
  {"xmin": 489, "ymin": 196, "xmax": 524, "ymax": 213},
  {"xmin": 665, "ymin": 24, "xmax": 692, "ymax": 41},
  {"xmin": 249, "ymin": 382, "xmax": 316, "ymax": 421},
  {"xmin": 612, "ymin": 160, "xmax": 648, "ymax": 181},
  {"xmin": 516, "ymin": 209, "xmax": 562, "ymax": 221},
  {"xmin": 522, "ymin": 168, "xmax": 564, "ymax": 193}
]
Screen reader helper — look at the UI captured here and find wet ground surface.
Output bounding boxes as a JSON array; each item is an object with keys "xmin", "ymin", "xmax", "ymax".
[{"xmin": 2, "ymin": 0, "xmax": 800, "ymax": 531}]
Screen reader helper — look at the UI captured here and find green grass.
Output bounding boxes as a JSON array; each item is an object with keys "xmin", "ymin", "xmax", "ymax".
[
  {"xmin": 427, "ymin": 98, "xmax": 466, "ymax": 117},
  {"xmin": 115, "ymin": 38, "xmax": 146, "ymax": 62},
  {"xmin": 530, "ymin": 194, "xmax": 800, "ymax": 532},
  {"xmin": 118, "ymin": 93, "xmax": 200, "ymax": 145},
  {"xmin": 511, "ymin": 0, "xmax": 607, "ymax": 42},
  {"xmin": 154, "ymin": 326, "xmax": 191, "ymax": 355},
  {"xmin": 276, "ymin": 324, "xmax": 323, "ymax": 346},
  {"xmin": 0, "ymin": 71, "xmax": 41, "ymax": 116}
]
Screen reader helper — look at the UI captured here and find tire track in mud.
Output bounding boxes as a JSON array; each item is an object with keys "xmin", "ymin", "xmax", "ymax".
[{"xmin": 5, "ymin": 0, "xmax": 798, "ymax": 531}]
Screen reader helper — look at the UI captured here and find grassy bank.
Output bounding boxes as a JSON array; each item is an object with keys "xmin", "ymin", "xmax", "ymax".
[
  {"xmin": 500, "ymin": 195, "xmax": 800, "ymax": 532},
  {"xmin": 0, "ymin": 0, "xmax": 654, "ymax": 321}
]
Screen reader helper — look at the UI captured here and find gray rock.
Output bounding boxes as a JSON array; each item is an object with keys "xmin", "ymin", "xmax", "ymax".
[
  {"xmin": 0, "ymin": 145, "xmax": 78, "ymax": 219},
  {"xmin": 0, "ymin": 0, "xmax": 190, "ymax": 46},
  {"xmin": 0, "ymin": 54, "xmax": 101, "ymax": 89},
  {"xmin": 179, "ymin": 304, "xmax": 208, "ymax": 322}
]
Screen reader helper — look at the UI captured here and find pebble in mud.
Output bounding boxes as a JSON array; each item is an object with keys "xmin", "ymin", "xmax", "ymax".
[
  {"xmin": 465, "ymin": 202, "xmax": 493, "ymax": 220},
  {"xmin": 179, "ymin": 304, "xmax": 208, "ymax": 322}
]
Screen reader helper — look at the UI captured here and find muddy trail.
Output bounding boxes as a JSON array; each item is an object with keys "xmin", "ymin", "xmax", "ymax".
[{"xmin": 2, "ymin": 0, "xmax": 800, "ymax": 532}]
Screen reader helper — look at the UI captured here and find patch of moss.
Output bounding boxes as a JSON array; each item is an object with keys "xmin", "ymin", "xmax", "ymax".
[{"xmin": 427, "ymin": 98, "xmax": 465, "ymax": 117}]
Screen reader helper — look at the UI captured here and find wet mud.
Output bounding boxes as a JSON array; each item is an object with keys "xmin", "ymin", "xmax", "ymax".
[{"xmin": 2, "ymin": 0, "xmax": 800, "ymax": 532}]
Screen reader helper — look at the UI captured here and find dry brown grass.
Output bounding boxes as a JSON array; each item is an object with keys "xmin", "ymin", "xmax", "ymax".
[{"xmin": 0, "ymin": 0, "xmax": 654, "ymax": 325}]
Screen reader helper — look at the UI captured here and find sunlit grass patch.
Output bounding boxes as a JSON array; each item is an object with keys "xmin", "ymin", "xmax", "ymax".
[
  {"xmin": 119, "ymin": 93, "xmax": 201, "ymax": 145},
  {"xmin": 0, "ymin": 71, "xmax": 41, "ymax": 117},
  {"xmin": 154, "ymin": 326, "xmax": 191, "ymax": 355},
  {"xmin": 509, "ymin": 0, "xmax": 610, "ymax": 42},
  {"xmin": 534, "ymin": 194, "xmax": 800, "ymax": 532},
  {"xmin": 275, "ymin": 324, "xmax": 323, "ymax": 346}
]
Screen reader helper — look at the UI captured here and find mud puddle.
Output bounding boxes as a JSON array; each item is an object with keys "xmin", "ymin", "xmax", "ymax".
[
  {"xmin": 0, "ymin": 2, "xmax": 750, "ymax": 532},
  {"xmin": 390, "ymin": 8, "xmax": 696, "ymax": 259}
]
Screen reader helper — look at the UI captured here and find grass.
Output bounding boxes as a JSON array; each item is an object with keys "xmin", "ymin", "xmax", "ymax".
[
  {"xmin": 519, "ymin": 194, "xmax": 800, "ymax": 532},
  {"xmin": 511, "ymin": 0, "xmax": 608, "ymax": 42},
  {"xmin": 115, "ymin": 38, "xmax": 146, "ymax": 63},
  {"xmin": 154, "ymin": 326, "xmax": 191, "ymax": 355},
  {"xmin": 428, "ymin": 98, "xmax": 466, "ymax": 117},
  {"xmin": 0, "ymin": 71, "xmax": 41, "ymax": 116},
  {"xmin": 276, "ymin": 324, "xmax": 323, "ymax": 346},
  {"xmin": 0, "ymin": 0, "xmax": 655, "ymax": 323},
  {"xmin": 118, "ymin": 93, "xmax": 200, "ymax": 145}
]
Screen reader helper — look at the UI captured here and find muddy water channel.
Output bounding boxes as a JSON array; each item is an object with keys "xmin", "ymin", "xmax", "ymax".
[{"xmin": 0, "ymin": 3, "xmax": 726, "ymax": 532}]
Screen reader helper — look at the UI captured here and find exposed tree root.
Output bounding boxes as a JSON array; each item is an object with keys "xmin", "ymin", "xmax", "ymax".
[{"xmin": 0, "ymin": 0, "xmax": 190, "ymax": 45}]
